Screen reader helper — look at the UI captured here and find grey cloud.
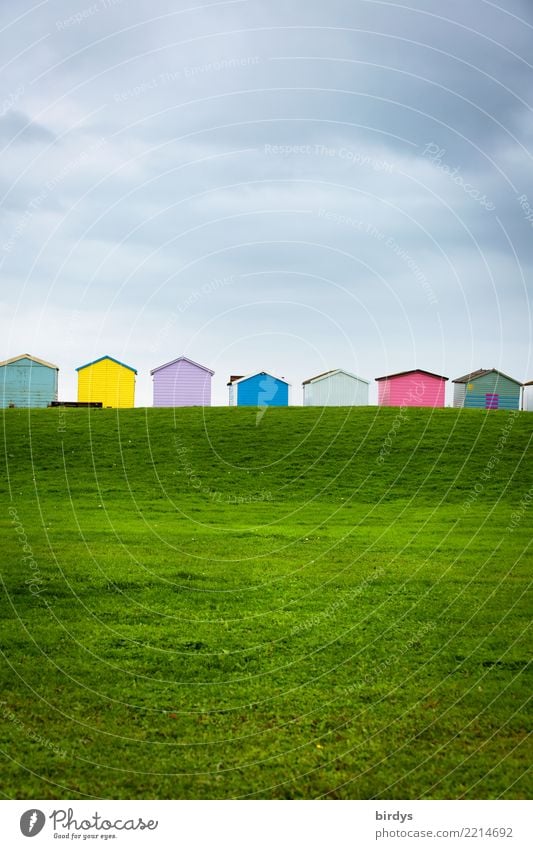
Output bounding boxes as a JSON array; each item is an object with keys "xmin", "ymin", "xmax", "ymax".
[{"xmin": 0, "ymin": 110, "xmax": 55, "ymax": 145}]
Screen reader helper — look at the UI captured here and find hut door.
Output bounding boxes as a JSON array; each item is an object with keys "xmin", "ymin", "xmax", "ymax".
[{"xmin": 485, "ymin": 393, "xmax": 499, "ymax": 409}]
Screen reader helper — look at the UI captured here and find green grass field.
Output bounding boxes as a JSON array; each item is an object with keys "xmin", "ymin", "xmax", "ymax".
[{"xmin": 1, "ymin": 405, "xmax": 531, "ymax": 799}]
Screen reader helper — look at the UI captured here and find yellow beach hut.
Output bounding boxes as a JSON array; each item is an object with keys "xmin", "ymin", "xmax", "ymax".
[{"xmin": 76, "ymin": 355, "xmax": 137, "ymax": 408}]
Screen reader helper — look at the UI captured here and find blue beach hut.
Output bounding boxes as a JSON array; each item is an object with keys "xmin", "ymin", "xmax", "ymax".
[{"xmin": 227, "ymin": 372, "xmax": 289, "ymax": 407}]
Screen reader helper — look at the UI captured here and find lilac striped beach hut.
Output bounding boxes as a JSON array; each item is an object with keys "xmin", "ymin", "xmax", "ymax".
[{"xmin": 151, "ymin": 356, "xmax": 214, "ymax": 407}]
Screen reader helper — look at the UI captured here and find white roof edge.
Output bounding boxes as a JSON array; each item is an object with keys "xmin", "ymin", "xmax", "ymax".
[
  {"xmin": 150, "ymin": 355, "xmax": 215, "ymax": 376},
  {"xmin": 230, "ymin": 371, "xmax": 291, "ymax": 386},
  {"xmin": 0, "ymin": 353, "xmax": 59, "ymax": 369}
]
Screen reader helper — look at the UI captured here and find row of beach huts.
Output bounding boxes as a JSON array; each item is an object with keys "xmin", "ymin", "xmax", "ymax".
[{"xmin": 1, "ymin": 353, "xmax": 532, "ymax": 411}]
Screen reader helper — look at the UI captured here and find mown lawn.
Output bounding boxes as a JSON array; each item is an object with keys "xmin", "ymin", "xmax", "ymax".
[{"xmin": 0, "ymin": 406, "xmax": 531, "ymax": 798}]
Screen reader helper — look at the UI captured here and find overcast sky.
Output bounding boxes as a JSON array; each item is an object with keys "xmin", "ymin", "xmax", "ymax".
[{"xmin": 1, "ymin": 0, "xmax": 532, "ymax": 405}]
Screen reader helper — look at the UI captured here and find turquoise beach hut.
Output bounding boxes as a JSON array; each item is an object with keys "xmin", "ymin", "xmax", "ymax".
[
  {"xmin": 452, "ymin": 369, "xmax": 522, "ymax": 410},
  {"xmin": 0, "ymin": 353, "xmax": 59, "ymax": 408}
]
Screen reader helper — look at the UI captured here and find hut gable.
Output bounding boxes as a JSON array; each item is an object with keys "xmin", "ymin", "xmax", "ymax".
[
  {"xmin": 228, "ymin": 372, "xmax": 289, "ymax": 407},
  {"xmin": 76, "ymin": 355, "xmax": 137, "ymax": 408},
  {"xmin": 151, "ymin": 356, "xmax": 214, "ymax": 407},
  {"xmin": 453, "ymin": 368, "xmax": 521, "ymax": 386},
  {"xmin": 0, "ymin": 353, "xmax": 59, "ymax": 370},
  {"xmin": 302, "ymin": 369, "xmax": 369, "ymax": 406},
  {"xmin": 452, "ymin": 368, "xmax": 522, "ymax": 410},
  {"xmin": 375, "ymin": 369, "xmax": 448, "ymax": 408}
]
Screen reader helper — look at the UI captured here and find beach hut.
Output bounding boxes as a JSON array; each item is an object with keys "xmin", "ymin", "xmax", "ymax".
[
  {"xmin": 76, "ymin": 355, "xmax": 136, "ymax": 408},
  {"xmin": 452, "ymin": 369, "xmax": 521, "ymax": 410},
  {"xmin": 375, "ymin": 369, "xmax": 448, "ymax": 407},
  {"xmin": 522, "ymin": 380, "xmax": 533, "ymax": 412},
  {"xmin": 0, "ymin": 354, "xmax": 59, "ymax": 408},
  {"xmin": 303, "ymin": 369, "xmax": 369, "ymax": 406},
  {"xmin": 228, "ymin": 372, "xmax": 289, "ymax": 407},
  {"xmin": 151, "ymin": 356, "xmax": 214, "ymax": 407}
]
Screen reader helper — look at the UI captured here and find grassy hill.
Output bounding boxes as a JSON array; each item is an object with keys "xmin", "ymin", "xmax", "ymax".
[{"xmin": 1, "ymin": 406, "xmax": 531, "ymax": 799}]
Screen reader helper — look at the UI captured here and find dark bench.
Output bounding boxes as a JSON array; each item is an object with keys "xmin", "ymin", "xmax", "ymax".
[{"xmin": 49, "ymin": 401, "xmax": 103, "ymax": 408}]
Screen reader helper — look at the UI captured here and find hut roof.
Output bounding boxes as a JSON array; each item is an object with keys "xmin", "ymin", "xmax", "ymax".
[
  {"xmin": 76, "ymin": 355, "xmax": 137, "ymax": 374},
  {"xmin": 0, "ymin": 353, "xmax": 59, "ymax": 370},
  {"xmin": 150, "ymin": 356, "xmax": 214, "ymax": 376},
  {"xmin": 452, "ymin": 368, "xmax": 521, "ymax": 385},
  {"xmin": 302, "ymin": 368, "xmax": 369, "ymax": 385},
  {"xmin": 375, "ymin": 368, "xmax": 448, "ymax": 382}
]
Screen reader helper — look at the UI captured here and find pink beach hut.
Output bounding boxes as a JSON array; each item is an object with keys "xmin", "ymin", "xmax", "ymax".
[{"xmin": 375, "ymin": 369, "xmax": 448, "ymax": 408}]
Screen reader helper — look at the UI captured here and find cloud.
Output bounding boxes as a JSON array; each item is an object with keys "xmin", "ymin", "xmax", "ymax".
[{"xmin": 0, "ymin": 110, "xmax": 55, "ymax": 145}]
